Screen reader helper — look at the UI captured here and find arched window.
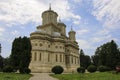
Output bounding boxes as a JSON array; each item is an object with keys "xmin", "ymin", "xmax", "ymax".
[
  {"xmin": 48, "ymin": 45, "xmax": 50, "ymax": 48},
  {"xmin": 55, "ymin": 46, "xmax": 57, "ymax": 48},
  {"xmin": 35, "ymin": 43, "xmax": 37, "ymax": 46},
  {"xmin": 60, "ymin": 46, "xmax": 62, "ymax": 49},
  {"xmin": 39, "ymin": 43, "xmax": 43, "ymax": 47}
]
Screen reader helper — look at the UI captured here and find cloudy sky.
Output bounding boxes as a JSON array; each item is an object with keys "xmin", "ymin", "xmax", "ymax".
[{"xmin": 0, "ymin": 0, "xmax": 120, "ymax": 57}]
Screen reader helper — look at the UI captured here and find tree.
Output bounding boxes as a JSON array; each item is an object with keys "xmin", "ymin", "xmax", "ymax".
[
  {"xmin": 92, "ymin": 40, "xmax": 120, "ymax": 69},
  {"xmin": 0, "ymin": 55, "xmax": 3, "ymax": 71},
  {"xmin": 3, "ymin": 57, "xmax": 11, "ymax": 68},
  {"xmin": 10, "ymin": 36, "xmax": 31, "ymax": 73},
  {"xmin": 91, "ymin": 47, "xmax": 100, "ymax": 66},
  {"xmin": 80, "ymin": 49, "xmax": 91, "ymax": 69}
]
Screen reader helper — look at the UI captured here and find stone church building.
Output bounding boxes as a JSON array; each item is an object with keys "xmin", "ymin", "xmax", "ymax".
[{"xmin": 29, "ymin": 6, "xmax": 80, "ymax": 73}]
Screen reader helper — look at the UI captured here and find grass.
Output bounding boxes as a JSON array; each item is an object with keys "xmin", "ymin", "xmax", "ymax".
[
  {"xmin": 51, "ymin": 72, "xmax": 120, "ymax": 80},
  {"xmin": 0, "ymin": 73, "xmax": 32, "ymax": 80}
]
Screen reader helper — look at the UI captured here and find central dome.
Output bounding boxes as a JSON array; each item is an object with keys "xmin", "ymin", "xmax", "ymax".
[{"xmin": 41, "ymin": 7, "xmax": 58, "ymax": 25}]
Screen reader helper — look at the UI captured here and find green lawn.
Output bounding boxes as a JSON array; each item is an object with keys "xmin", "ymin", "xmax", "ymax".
[
  {"xmin": 51, "ymin": 72, "xmax": 120, "ymax": 80},
  {"xmin": 0, "ymin": 73, "xmax": 31, "ymax": 80}
]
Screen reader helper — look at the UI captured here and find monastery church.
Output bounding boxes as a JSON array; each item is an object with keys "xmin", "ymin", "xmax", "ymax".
[{"xmin": 29, "ymin": 6, "xmax": 80, "ymax": 73}]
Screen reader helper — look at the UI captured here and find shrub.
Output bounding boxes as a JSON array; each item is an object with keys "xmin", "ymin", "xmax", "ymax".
[
  {"xmin": 3, "ymin": 66, "xmax": 13, "ymax": 73},
  {"xmin": 24, "ymin": 68, "xmax": 31, "ymax": 74},
  {"xmin": 87, "ymin": 65, "xmax": 97, "ymax": 73},
  {"xmin": 77, "ymin": 67, "xmax": 85, "ymax": 73},
  {"xmin": 19, "ymin": 68, "xmax": 31, "ymax": 74},
  {"xmin": 106, "ymin": 67, "xmax": 112, "ymax": 71},
  {"xmin": 52, "ymin": 65, "xmax": 64, "ymax": 74},
  {"xmin": 98, "ymin": 66, "xmax": 111, "ymax": 72}
]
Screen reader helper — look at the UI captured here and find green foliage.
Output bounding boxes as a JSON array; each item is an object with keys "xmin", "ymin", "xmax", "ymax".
[
  {"xmin": 51, "ymin": 72, "xmax": 120, "ymax": 80},
  {"xmin": 92, "ymin": 40, "xmax": 120, "ymax": 69},
  {"xmin": 77, "ymin": 67, "xmax": 85, "ymax": 73},
  {"xmin": 52, "ymin": 66, "xmax": 64, "ymax": 74},
  {"xmin": 10, "ymin": 36, "xmax": 31, "ymax": 73},
  {"xmin": 0, "ymin": 55, "xmax": 3, "ymax": 71},
  {"xmin": 19, "ymin": 68, "xmax": 31, "ymax": 74},
  {"xmin": 3, "ymin": 66, "xmax": 13, "ymax": 73},
  {"xmin": 87, "ymin": 65, "xmax": 97, "ymax": 73},
  {"xmin": 98, "ymin": 66, "xmax": 109, "ymax": 72},
  {"xmin": 91, "ymin": 54, "xmax": 99, "ymax": 66},
  {"xmin": 80, "ymin": 49, "xmax": 91, "ymax": 69}
]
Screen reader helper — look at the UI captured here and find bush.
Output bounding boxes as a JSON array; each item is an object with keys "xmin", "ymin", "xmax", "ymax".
[
  {"xmin": 24, "ymin": 68, "xmax": 31, "ymax": 74},
  {"xmin": 106, "ymin": 67, "xmax": 112, "ymax": 71},
  {"xmin": 98, "ymin": 66, "xmax": 111, "ymax": 72},
  {"xmin": 3, "ymin": 66, "xmax": 13, "ymax": 73},
  {"xmin": 52, "ymin": 65, "xmax": 64, "ymax": 74},
  {"xmin": 19, "ymin": 68, "xmax": 31, "ymax": 74},
  {"xmin": 87, "ymin": 65, "xmax": 97, "ymax": 73},
  {"xmin": 77, "ymin": 67, "xmax": 85, "ymax": 73}
]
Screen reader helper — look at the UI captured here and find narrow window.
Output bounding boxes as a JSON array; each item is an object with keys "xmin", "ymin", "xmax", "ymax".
[
  {"xmin": 56, "ymin": 54, "xmax": 58, "ymax": 62},
  {"xmin": 75, "ymin": 57, "xmax": 76, "ymax": 64},
  {"xmin": 60, "ymin": 54, "xmax": 62, "ymax": 62},
  {"xmin": 63, "ymin": 54, "xmax": 64, "ymax": 62},
  {"xmin": 39, "ymin": 53, "xmax": 41, "ymax": 61},
  {"xmin": 48, "ymin": 54, "xmax": 50, "ymax": 62},
  {"xmin": 35, "ymin": 43, "xmax": 37, "ymax": 46},
  {"xmin": 71, "ymin": 56, "xmax": 73, "ymax": 63},
  {"xmin": 34, "ymin": 52, "xmax": 37, "ymax": 61}
]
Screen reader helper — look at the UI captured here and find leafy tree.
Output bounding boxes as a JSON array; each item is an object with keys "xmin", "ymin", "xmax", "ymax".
[
  {"xmin": 92, "ymin": 40, "xmax": 120, "ymax": 69},
  {"xmin": 80, "ymin": 49, "xmax": 91, "ymax": 69},
  {"xmin": 10, "ymin": 36, "xmax": 31, "ymax": 73}
]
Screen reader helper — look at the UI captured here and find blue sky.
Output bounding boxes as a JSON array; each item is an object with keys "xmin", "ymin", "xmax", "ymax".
[{"xmin": 0, "ymin": 0, "xmax": 120, "ymax": 57}]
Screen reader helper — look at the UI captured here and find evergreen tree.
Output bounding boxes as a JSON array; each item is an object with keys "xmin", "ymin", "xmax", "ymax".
[
  {"xmin": 10, "ymin": 36, "xmax": 31, "ymax": 72},
  {"xmin": 80, "ymin": 49, "xmax": 91, "ymax": 69}
]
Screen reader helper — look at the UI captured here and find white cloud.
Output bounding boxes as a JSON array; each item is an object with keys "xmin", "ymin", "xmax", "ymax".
[
  {"xmin": 0, "ymin": 0, "xmax": 81, "ymax": 27},
  {"xmin": 92, "ymin": 0, "xmax": 120, "ymax": 29},
  {"xmin": 77, "ymin": 29, "xmax": 89, "ymax": 35},
  {"xmin": 73, "ymin": 0, "xmax": 82, "ymax": 3},
  {"xmin": 11, "ymin": 30, "xmax": 19, "ymax": 35},
  {"xmin": 92, "ymin": 35, "xmax": 112, "ymax": 43},
  {"xmin": 77, "ymin": 39, "xmax": 94, "ymax": 49},
  {"xmin": 0, "ymin": 27, "xmax": 5, "ymax": 32},
  {"xmin": 97, "ymin": 29, "xmax": 109, "ymax": 35},
  {"xmin": 0, "ymin": 26, "xmax": 5, "ymax": 36}
]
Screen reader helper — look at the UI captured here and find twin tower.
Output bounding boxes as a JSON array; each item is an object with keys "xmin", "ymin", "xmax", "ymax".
[{"xmin": 29, "ymin": 6, "xmax": 80, "ymax": 72}]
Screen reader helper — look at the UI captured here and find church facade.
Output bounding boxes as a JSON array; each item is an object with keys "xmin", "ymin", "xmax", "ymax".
[{"xmin": 29, "ymin": 7, "xmax": 80, "ymax": 73}]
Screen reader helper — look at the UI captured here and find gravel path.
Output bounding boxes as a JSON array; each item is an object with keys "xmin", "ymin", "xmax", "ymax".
[{"xmin": 29, "ymin": 73, "xmax": 58, "ymax": 80}]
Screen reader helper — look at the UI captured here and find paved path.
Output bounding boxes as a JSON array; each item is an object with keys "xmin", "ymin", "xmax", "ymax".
[{"xmin": 29, "ymin": 73, "xmax": 58, "ymax": 80}]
